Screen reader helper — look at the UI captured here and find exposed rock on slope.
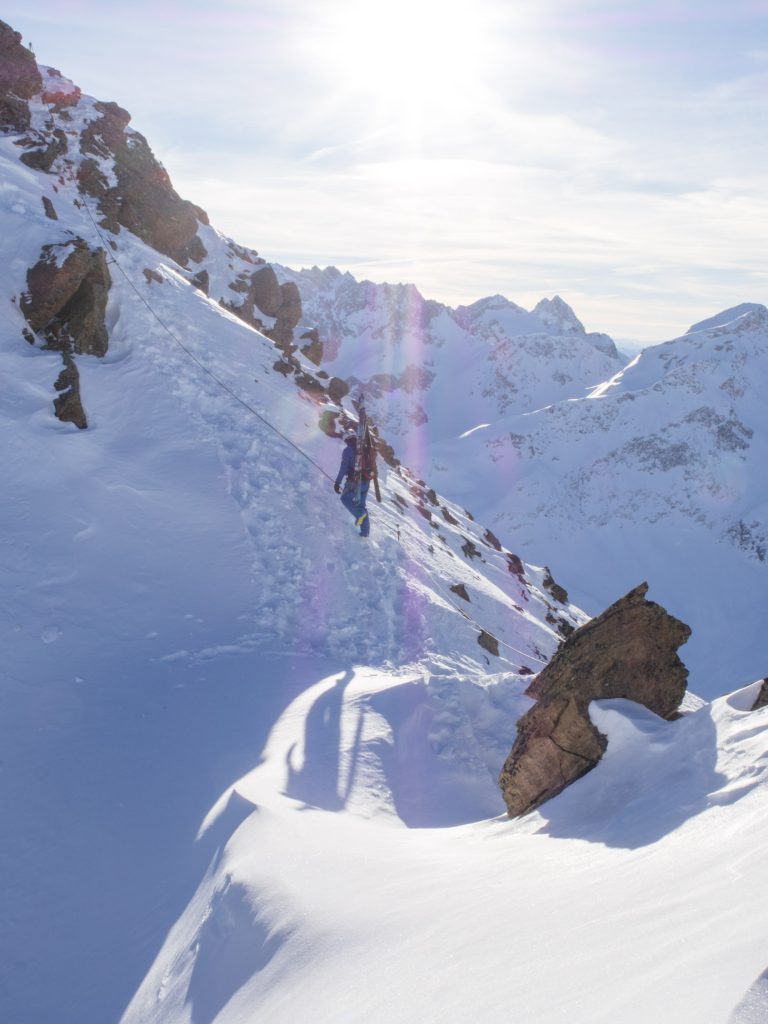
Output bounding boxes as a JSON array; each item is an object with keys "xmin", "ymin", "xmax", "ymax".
[
  {"xmin": 22, "ymin": 239, "xmax": 111, "ymax": 356},
  {"xmin": 498, "ymin": 582, "xmax": 691, "ymax": 817},
  {"xmin": 754, "ymin": 680, "xmax": 768, "ymax": 711},
  {"xmin": 224, "ymin": 265, "xmax": 304, "ymax": 349},
  {"xmin": 0, "ymin": 19, "xmax": 42, "ymax": 130},
  {"xmin": 78, "ymin": 100, "xmax": 208, "ymax": 267},
  {"xmin": 20, "ymin": 238, "xmax": 112, "ymax": 429}
]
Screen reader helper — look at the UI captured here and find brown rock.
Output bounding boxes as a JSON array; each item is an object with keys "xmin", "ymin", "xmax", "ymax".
[
  {"xmin": 753, "ymin": 680, "xmax": 768, "ymax": 711},
  {"xmin": 461, "ymin": 538, "xmax": 482, "ymax": 560},
  {"xmin": 277, "ymin": 281, "xmax": 302, "ymax": 330},
  {"xmin": 478, "ymin": 630, "xmax": 500, "ymax": 657},
  {"xmin": 483, "ymin": 529, "xmax": 502, "ymax": 551},
  {"xmin": 300, "ymin": 329, "xmax": 323, "ymax": 366},
  {"xmin": 19, "ymin": 129, "xmax": 68, "ymax": 172},
  {"xmin": 328, "ymin": 377, "xmax": 349, "ymax": 404},
  {"xmin": 189, "ymin": 269, "xmax": 209, "ymax": 294},
  {"xmin": 0, "ymin": 21, "xmax": 41, "ymax": 99},
  {"xmin": 542, "ymin": 567, "xmax": 569, "ymax": 605},
  {"xmin": 21, "ymin": 239, "xmax": 111, "ymax": 356},
  {"xmin": 53, "ymin": 354, "xmax": 87, "ymax": 429},
  {"xmin": 228, "ymin": 268, "xmax": 304, "ymax": 350},
  {"xmin": 507, "ymin": 553, "xmax": 525, "ymax": 579},
  {"xmin": 499, "ymin": 582, "xmax": 691, "ymax": 817},
  {"xmin": 250, "ymin": 265, "xmax": 282, "ymax": 317},
  {"xmin": 42, "ymin": 196, "xmax": 58, "ymax": 220},
  {"xmin": 41, "ymin": 68, "xmax": 81, "ymax": 108},
  {"xmin": 78, "ymin": 102, "xmax": 207, "ymax": 266},
  {"xmin": 0, "ymin": 19, "xmax": 42, "ymax": 130}
]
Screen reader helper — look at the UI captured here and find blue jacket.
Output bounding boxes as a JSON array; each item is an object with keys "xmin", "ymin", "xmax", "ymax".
[{"xmin": 335, "ymin": 441, "xmax": 357, "ymax": 487}]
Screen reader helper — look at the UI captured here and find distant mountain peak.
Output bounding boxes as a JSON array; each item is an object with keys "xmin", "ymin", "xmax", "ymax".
[
  {"xmin": 532, "ymin": 295, "xmax": 585, "ymax": 334},
  {"xmin": 685, "ymin": 303, "xmax": 767, "ymax": 336},
  {"xmin": 455, "ymin": 293, "xmax": 529, "ymax": 316}
]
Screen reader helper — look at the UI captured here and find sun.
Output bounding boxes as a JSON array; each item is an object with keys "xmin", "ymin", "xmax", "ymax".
[{"xmin": 308, "ymin": 0, "xmax": 500, "ymax": 114}]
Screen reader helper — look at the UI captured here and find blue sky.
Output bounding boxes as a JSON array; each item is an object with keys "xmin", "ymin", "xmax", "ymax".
[{"xmin": 6, "ymin": 1, "xmax": 767, "ymax": 341}]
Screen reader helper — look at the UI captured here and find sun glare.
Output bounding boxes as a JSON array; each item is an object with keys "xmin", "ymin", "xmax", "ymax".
[{"xmin": 314, "ymin": 0, "xmax": 499, "ymax": 112}]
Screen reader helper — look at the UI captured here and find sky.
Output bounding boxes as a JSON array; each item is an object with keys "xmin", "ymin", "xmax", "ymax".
[{"xmin": 6, "ymin": 0, "xmax": 768, "ymax": 342}]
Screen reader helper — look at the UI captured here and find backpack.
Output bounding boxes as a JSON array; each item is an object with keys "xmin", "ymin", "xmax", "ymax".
[{"xmin": 360, "ymin": 428, "xmax": 377, "ymax": 480}]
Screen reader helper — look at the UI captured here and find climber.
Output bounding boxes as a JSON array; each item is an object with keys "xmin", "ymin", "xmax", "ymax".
[{"xmin": 334, "ymin": 434, "xmax": 370, "ymax": 537}]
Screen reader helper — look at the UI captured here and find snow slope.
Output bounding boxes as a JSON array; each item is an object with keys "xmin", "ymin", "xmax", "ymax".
[
  {"xmin": 1, "ymin": 57, "xmax": 578, "ymax": 1024},
  {"xmin": 123, "ymin": 685, "xmax": 768, "ymax": 1024},
  {"xmin": 2, "ymin": 38, "xmax": 768, "ymax": 1024}
]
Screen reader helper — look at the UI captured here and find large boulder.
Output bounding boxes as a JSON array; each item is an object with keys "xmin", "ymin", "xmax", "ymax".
[
  {"xmin": 226, "ymin": 267, "xmax": 304, "ymax": 348},
  {"xmin": 0, "ymin": 19, "xmax": 42, "ymax": 130},
  {"xmin": 498, "ymin": 582, "xmax": 691, "ymax": 817},
  {"xmin": 250, "ymin": 265, "xmax": 283, "ymax": 317},
  {"xmin": 21, "ymin": 239, "xmax": 111, "ymax": 356}
]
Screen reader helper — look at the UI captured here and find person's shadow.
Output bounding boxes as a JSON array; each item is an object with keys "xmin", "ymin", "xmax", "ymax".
[{"xmin": 285, "ymin": 670, "xmax": 355, "ymax": 811}]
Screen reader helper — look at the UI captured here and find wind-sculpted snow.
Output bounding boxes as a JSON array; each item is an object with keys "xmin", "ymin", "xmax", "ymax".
[{"xmin": 122, "ymin": 679, "xmax": 768, "ymax": 1024}]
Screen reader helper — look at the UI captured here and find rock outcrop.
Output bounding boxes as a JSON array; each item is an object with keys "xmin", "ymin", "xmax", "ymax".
[
  {"xmin": 498, "ymin": 582, "xmax": 691, "ymax": 817},
  {"xmin": 224, "ymin": 265, "xmax": 304, "ymax": 348},
  {"xmin": 0, "ymin": 19, "xmax": 42, "ymax": 131},
  {"xmin": 21, "ymin": 239, "xmax": 111, "ymax": 356},
  {"xmin": 53, "ymin": 355, "xmax": 87, "ymax": 430},
  {"xmin": 19, "ymin": 128, "xmax": 68, "ymax": 172},
  {"xmin": 78, "ymin": 101, "xmax": 208, "ymax": 267},
  {"xmin": 753, "ymin": 680, "xmax": 768, "ymax": 711},
  {"xmin": 41, "ymin": 67, "xmax": 81, "ymax": 108},
  {"xmin": 21, "ymin": 239, "xmax": 112, "ymax": 429}
]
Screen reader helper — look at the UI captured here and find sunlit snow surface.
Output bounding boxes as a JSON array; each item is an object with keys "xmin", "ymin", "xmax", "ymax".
[{"xmin": 1, "ymin": 70, "xmax": 767, "ymax": 1024}]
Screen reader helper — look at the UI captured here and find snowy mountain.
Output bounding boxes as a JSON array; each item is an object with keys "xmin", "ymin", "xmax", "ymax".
[
  {"xmin": 2, "ymin": 20, "xmax": 768, "ymax": 1024},
  {"xmin": 427, "ymin": 303, "xmax": 768, "ymax": 691},
  {"xmin": 273, "ymin": 264, "xmax": 626, "ymax": 466}
]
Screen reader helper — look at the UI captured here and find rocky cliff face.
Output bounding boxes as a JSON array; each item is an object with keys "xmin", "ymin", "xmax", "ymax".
[
  {"xmin": 498, "ymin": 583, "xmax": 691, "ymax": 817},
  {"xmin": 77, "ymin": 100, "xmax": 208, "ymax": 268},
  {"xmin": 0, "ymin": 20, "xmax": 42, "ymax": 130}
]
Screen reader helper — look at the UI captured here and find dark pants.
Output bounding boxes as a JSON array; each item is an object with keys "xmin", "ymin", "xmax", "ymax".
[{"xmin": 341, "ymin": 478, "xmax": 370, "ymax": 536}]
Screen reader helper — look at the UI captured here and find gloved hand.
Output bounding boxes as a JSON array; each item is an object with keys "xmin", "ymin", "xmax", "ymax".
[{"xmin": 334, "ymin": 481, "xmax": 341, "ymax": 494}]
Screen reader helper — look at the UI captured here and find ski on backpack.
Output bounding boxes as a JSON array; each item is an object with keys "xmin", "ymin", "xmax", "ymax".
[
  {"xmin": 365, "ymin": 424, "xmax": 382, "ymax": 503},
  {"xmin": 353, "ymin": 395, "xmax": 368, "ymax": 502}
]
